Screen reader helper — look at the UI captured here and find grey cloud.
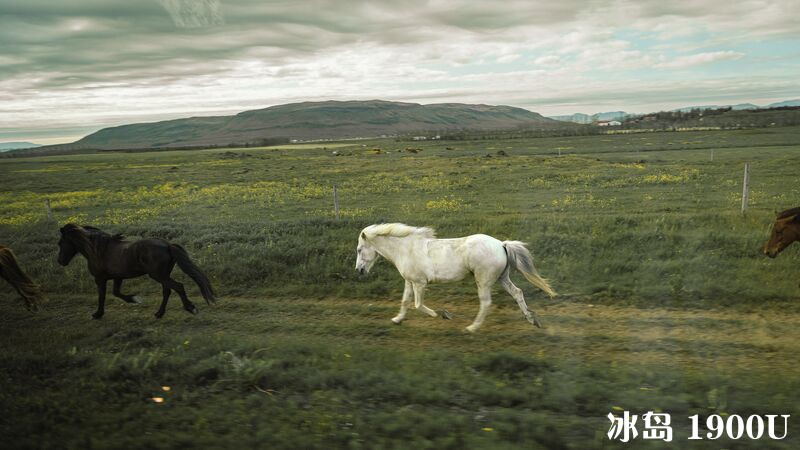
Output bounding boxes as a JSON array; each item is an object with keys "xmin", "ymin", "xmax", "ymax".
[
  {"xmin": 1, "ymin": 0, "xmax": 796, "ymax": 91},
  {"xmin": 428, "ymin": 1, "xmax": 597, "ymax": 30},
  {"xmin": 158, "ymin": 0, "xmax": 224, "ymax": 28},
  {"xmin": 0, "ymin": 1, "xmax": 166, "ymax": 19},
  {"xmin": 1, "ymin": 0, "xmax": 798, "ymax": 142}
]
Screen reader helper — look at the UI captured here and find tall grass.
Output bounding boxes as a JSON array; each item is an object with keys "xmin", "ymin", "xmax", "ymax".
[{"xmin": 2, "ymin": 127, "xmax": 799, "ymax": 305}]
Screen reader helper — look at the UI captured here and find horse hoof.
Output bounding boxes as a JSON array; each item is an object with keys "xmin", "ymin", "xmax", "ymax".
[
  {"xmin": 92, "ymin": 312, "xmax": 103, "ymax": 320},
  {"xmin": 441, "ymin": 310, "xmax": 453, "ymax": 320},
  {"xmin": 391, "ymin": 317, "xmax": 403, "ymax": 325},
  {"xmin": 525, "ymin": 316, "xmax": 543, "ymax": 328},
  {"xmin": 465, "ymin": 325, "xmax": 479, "ymax": 333},
  {"xmin": 527, "ymin": 313, "xmax": 543, "ymax": 328},
  {"xmin": 154, "ymin": 312, "xmax": 164, "ymax": 319},
  {"xmin": 187, "ymin": 306, "xmax": 199, "ymax": 315},
  {"xmin": 131, "ymin": 296, "xmax": 142, "ymax": 304}
]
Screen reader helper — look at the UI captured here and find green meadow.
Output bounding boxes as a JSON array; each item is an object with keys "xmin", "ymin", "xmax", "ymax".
[{"xmin": 1, "ymin": 126, "xmax": 800, "ymax": 448}]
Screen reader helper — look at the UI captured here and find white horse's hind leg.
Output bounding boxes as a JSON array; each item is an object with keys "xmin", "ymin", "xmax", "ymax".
[
  {"xmin": 412, "ymin": 282, "xmax": 438, "ymax": 318},
  {"xmin": 392, "ymin": 281, "xmax": 413, "ymax": 324},
  {"xmin": 466, "ymin": 284, "xmax": 492, "ymax": 332},
  {"xmin": 501, "ymin": 274, "xmax": 542, "ymax": 328}
]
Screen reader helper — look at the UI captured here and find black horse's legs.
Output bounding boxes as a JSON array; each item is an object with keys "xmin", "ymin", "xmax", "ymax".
[
  {"xmin": 155, "ymin": 284, "xmax": 171, "ymax": 318},
  {"xmin": 112, "ymin": 278, "xmax": 141, "ymax": 304},
  {"xmin": 166, "ymin": 277, "xmax": 198, "ymax": 315},
  {"xmin": 148, "ymin": 256, "xmax": 197, "ymax": 317},
  {"xmin": 150, "ymin": 272, "xmax": 197, "ymax": 317},
  {"xmin": 174, "ymin": 279, "xmax": 198, "ymax": 315},
  {"xmin": 93, "ymin": 279, "xmax": 107, "ymax": 319}
]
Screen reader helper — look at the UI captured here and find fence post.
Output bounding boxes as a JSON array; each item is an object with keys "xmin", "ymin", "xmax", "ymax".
[
  {"xmin": 333, "ymin": 184, "xmax": 340, "ymax": 221},
  {"xmin": 45, "ymin": 199, "xmax": 53, "ymax": 221},
  {"xmin": 710, "ymin": 149, "xmax": 714, "ymax": 162},
  {"xmin": 741, "ymin": 163, "xmax": 750, "ymax": 214}
]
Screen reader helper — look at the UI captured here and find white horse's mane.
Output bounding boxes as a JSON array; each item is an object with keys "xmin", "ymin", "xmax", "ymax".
[{"xmin": 363, "ymin": 223, "xmax": 436, "ymax": 239}]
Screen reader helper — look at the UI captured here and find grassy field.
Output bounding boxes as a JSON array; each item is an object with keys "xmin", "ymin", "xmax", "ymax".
[{"xmin": 1, "ymin": 126, "xmax": 800, "ymax": 448}]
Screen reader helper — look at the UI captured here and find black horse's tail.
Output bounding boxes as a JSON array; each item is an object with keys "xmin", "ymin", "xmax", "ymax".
[
  {"xmin": 170, "ymin": 244, "xmax": 216, "ymax": 304},
  {"xmin": 0, "ymin": 247, "xmax": 45, "ymax": 311}
]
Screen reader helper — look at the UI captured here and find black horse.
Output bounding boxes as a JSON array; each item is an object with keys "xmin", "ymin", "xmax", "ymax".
[{"xmin": 58, "ymin": 224, "xmax": 216, "ymax": 319}]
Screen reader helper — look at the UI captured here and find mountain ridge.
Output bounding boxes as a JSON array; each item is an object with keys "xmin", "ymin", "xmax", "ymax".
[
  {"xmin": 548, "ymin": 99, "xmax": 800, "ymax": 124},
  {"xmin": 35, "ymin": 100, "xmax": 569, "ymax": 152},
  {"xmin": 0, "ymin": 142, "xmax": 42, "ymax": 151}
]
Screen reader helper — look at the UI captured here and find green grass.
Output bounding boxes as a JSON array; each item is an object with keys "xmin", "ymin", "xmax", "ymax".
[
  {"xmin": 3, "ymin": 126, "xmax": 799, "ymax": 303},
  {"xmin": 2, "ymin": 297, "xmax": 798, "ymax": 449},
  {"xmin": 1, "ymin": 126, "xmax": 800, "ymax": 448}
]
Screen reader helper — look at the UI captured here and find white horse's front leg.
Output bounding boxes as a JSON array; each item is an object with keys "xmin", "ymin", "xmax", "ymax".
[
  {"xmin": 392, "ymin": 281, "xmax": 413, "ymax": 324},
  {"xmin": 466, "ymin": 284, "xmax": 492, "ymax": 332},
  {"xmin": 413, "ymin": 282, "xmax": 438, "ymax": 318}
]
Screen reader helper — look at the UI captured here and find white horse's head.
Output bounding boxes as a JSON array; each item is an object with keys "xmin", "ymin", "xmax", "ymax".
[{"xmin": 355, "ymin": 230, "xmax": 379, "ymax": 275}]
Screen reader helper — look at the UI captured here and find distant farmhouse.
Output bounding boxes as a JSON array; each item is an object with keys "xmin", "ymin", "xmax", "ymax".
[{"xmin": 595, "ymin": 120, "xmax": 622, "ymax": 127}]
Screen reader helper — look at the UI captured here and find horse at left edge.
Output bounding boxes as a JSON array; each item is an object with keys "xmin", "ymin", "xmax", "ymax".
[{"xmin": 0, "ymin": 245, "xmax": 45, "ymax": 311}]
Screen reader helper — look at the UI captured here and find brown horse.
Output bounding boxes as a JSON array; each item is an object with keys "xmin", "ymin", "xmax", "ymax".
[
  {"xmin": 0, "ymin": 245, "xmax": 45, "ymax": 311},
  {"xmin": 764, "ymin": 206, "xmax": 800, "ymax": 258},
  {"xmin": 58, "ymin": 224, "xmax": 216, "ymax": 319}
]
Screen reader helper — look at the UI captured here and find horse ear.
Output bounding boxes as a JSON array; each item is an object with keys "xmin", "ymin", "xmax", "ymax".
[
  {"xmin": 361, "ymin": 231, "xmax": 367, "ymax": 240},
  {"xmin": 792, "ymin": 214, "xmax": 800, "ymax": 223}
]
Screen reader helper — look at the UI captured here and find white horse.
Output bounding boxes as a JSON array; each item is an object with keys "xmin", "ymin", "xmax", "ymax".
[{"xmin": 355, "ymin": 223, "xmax": 557, "ymax": 332}]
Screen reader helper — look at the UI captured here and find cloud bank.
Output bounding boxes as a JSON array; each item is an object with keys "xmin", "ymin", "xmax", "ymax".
[{"xmin": 1, "ymin": 0, "xmax": 798, "ymax": 143}]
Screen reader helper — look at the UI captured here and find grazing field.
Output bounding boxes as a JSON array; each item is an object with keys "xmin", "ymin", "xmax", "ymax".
[{"xmin": 2, "ymin": 126, "xmax": 800, "ymax": 448}]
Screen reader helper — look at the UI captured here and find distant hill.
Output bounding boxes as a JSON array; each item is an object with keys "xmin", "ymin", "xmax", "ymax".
[
  {"xmin": 549, "ymin": 113, "xmax": 591, "ymax": 124},
  {"xmin": 26, "ymin": 100, "xmax": 570, "ymax": 153},
  {"xmin": 0, "ymin": 142, "xmax": 41, "ymax": 151},
  {"xmin": 549, "ymin": 111, "xmax": 627, "ymax": 124},
  {"xmin": 767, "ymin": 99, "xmax": 800, "ymax": 108},
  {"xmin": 592, "ymin": 111, "xmax": 628, "ymax": 122}
]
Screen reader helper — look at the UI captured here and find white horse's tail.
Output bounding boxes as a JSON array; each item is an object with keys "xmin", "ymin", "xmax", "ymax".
[{"xmin": 503, "ymin": 241, "xmax": 557, "ymax": 298}]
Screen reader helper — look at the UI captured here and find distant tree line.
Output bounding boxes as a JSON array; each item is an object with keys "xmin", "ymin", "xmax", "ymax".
[
  {"xmin": 237, "ymin": 137, "xmax": 291, "ymax": 147},
  {"xmin": 621, "ymin": 107, "xmax": 800, "ymax": 130},
  {"xmin": 397, "ymin": 126, "xmax": 602, "ymax": 142},
  {"xmin": 391, "ymin": 107, "xmax": 800, "ymax": 142}
]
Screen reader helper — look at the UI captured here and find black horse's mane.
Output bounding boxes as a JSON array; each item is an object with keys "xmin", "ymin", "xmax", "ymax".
[
  {"xmin": 81, "ymin": 225, "xmax": 125, "ymax": 241},
  {"xmin": 81, "ymin": 226, "xmax": 125, "ymax": 258},
  {"xmin": 777, "ymin": 207, "xmax": 800, "ymax": 220},
  {"xmin": 61, "ymin": 224, "xmax": 125, "ymax": 260}
]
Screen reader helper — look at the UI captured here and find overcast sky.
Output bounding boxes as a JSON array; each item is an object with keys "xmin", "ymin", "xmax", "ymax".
[{"xmin": 1, "ymin": 0, "xmax": 799, "ymax": 144}]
